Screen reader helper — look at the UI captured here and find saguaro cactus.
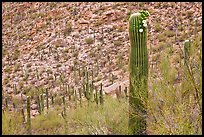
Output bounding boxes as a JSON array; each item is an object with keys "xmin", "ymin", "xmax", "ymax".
[
  {"xmin": 22, "ymin": 108, "xmax": 25, "ymax": 123},
  {"xmin": 46, "ymin": 89, "xmax": 49, "ymax": 111},
  {"xmin": 184, "ymin": 39, "xmax": 190, "ymax": 66},
  {"xmin": 99, "ymin": 83, "xmax": 104, "ymax": 106},
  {"xmin": 79, "ymin": 88, "xmax": 82, "ymax": 107},
  {"xmin": 37, "ymin": 96, "xmax": 41, "ymax": 114},
  {"xmin": 27, "ymin": 96, "xmax": 31, "ymax": 135},
  {"xmin": 40, "ymin": 94, "xmax": 44, "ymax": 112},
  {"xmin": 128, "ymin": 10, "xmax": 150, "ymax": 135},
  {"xmin": 5, "ymin": 97, "xmax": 8, "ymax": 110}
]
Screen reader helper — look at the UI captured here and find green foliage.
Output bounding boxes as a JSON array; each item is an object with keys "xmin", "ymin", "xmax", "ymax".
[
  {"xmin": 164, "ymin": 30, "xmax": 175, "ymax": 37},
  {"xmin": 159, "ymin": 54, "xmax": 176, "ymax": 83},
  {"xmin": 158, "ymin": 33, "xmax": 166, "ymax": 42},
  {"xmin": 31, "ymin": 110, "xmax": 64, "ymax": 134},
  {"xmin": 2, "ymin": 96, "xmax": 129, "ymax": 135},
  {"xmin": 147, "ymin": 36, "xmax": 202, "ymax": 135},
  {"xmin": 13, "ymin": 48, "xmax": 20, "ymax": 60},
  {"xmin": 3, "ymin": 77, "xmax": 10, "ymax": 85},
  {"xmin": 63, "ymin": 22, "xmax": 72, "ymax": 37},
  {"xmin": 113, "ymin": 40, "xmax": 122, "ymax": 46},
  {"xmin": 154, "ymin": 22, "xmax": 162, "ymax": 32},
  {"xmin": 69, "ymin": 96, "xmax": 129, "ymax": 135},
  {"xmin": 2, "ymin": 110, "xmax": 25, "ymax": 135},
  {"xmin": 85, "ymin": 37, "xmax": 94, "ymax": 45},
  {"xmin": 4, "ymin": 66, "xmax": 12, "ymax": 73}
]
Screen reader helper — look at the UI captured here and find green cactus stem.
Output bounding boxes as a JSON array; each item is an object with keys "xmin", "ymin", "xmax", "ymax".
[
  {"xmin": 128, "ymin": 10, "xmax": 150, "ymax": 135},
  {"xmin": 35, "ymin": 68, "xmax": 39, "ymax": 80},
  {"xmin": 111, "ymin": 73, "xmax": 114, "ymax": 85},
  {"xmin": 40, "ymin": 94, "xmax": 44, "ymax": 112},
  {"xmin": 2, "ymin": 90, "xmax": 4, "ymax": 106},
  {"xmin": 89, "ymin": 82, "xmax": 94, "ymax": 102},
  {"xmin": 184, "ymin": 40, "xmax": 190, "ymax": 66},
  {"xmin": 79, "ymin": 88, "xmax": 82, "ymax": 107},
  {"xmin": 65, "ymin": 84, "xmax": 68, "ymax": 95},
  {"xmin": 82, "ymin": 84, "xmax": 86, "ymax": 97},
  {"xmin": 68, "ymin": 87, "xmax": 72, "ymax": 101},
  {"xmin": 91, "ymin": 69, "xmax": 94, "ymax": 82},
  {"xmin": 22, "ymin": 108, "xmax": 25, "ymax": 123},
  {"xmin": 62, "ymin": 95, "xmax": 68, "ymax": 134},
  {"xmin": 99, "ymin": 83, "xmax": 104, "ymax": 106},
  {"xmin": 51, "ymin": 95, "xmax": 54, "ymax": 105},
  {"xmin": 116, "ymin": 85, "xmax": 122, "ymax": 99},
  {"xmin": 62, "ymin": 96, "xmax": 66, "ymax": 115},
  {"xmin": 37, "ymin": 95, "xmax": 41, "ymax": 114},
  {"xmin": 54, "ymin": 73, "xmax": 57, "ymax": 81},
  {"xmin": 82, "ymin": 65, "xmax": 86, "ymax": 77},
  {"xmin": 85, "ymin": 76, "xmax": 90, "ymax": 101},
  {"xmin": 195, "ymin": 17, "xmax": 198, "ymax": 38},
  {"xmin": 5, "ymin": 97, "xmax": 8, "ymax": 110},
  {"xmin": 46, "ymin": 89, "xmax": 49, "ymax": 110},
  {"xmin": 27, "ymin": 96, "xmax": 31, "ymax": 135},
  {"xmin": 124, "ymin": 87, "xmax": 128, "ymax": 99},
  {"xmin": 12, "ymin": 102, "xmax": 16, "ymax": 109},
  {"xmin": 74, "ymin": 90, "xmax": 77, "ymax": 108},
  {"xmin": 86, "ymin": 71, "xmax": 89, "ymax": 83},
  {"xmin": 95, "ymin": 90, "xmax": 99, "ymax": 106},
  {"xmin": 96, "ymin": 59, "xmax": 99, "ymax": 75},
  {"xmin": 78, "ymin": 66, "xmax": 81, "ymax": 77},
  {"xmin": 13, "ymin": 84, "xmax": 17, "ymax": 94}
]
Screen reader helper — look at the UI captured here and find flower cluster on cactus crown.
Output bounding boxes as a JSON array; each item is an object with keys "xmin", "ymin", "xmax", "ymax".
[
  {"xmin": 138, "ymin": 10, "xmax": 150, "ymax": 33},
  {"xmin": 185, "ymin": 39, "xmax": 190, "ymax": 43}
]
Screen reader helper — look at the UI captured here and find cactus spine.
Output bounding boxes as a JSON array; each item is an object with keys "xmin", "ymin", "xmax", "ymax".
[
  {"xmin": 27, "ymin": 96, "xmax": 31, "ymax": 135},
  {"xmin": 128, "ymin": 11, "xmax": 150, "ymax": 135}
]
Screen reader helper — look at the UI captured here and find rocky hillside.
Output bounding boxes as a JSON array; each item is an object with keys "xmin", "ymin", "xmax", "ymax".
[{"xmin": 2, "ymin": 2, "xmax": 202, "ymax": 113}]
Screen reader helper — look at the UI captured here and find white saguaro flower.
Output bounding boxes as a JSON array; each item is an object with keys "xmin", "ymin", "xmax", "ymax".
[
  {"xmin": 143, "ymin": 23, "xmax": 147, "ymax": 27},
  {"xmin": 142, "ymin": 20, "xmax": 147, "ymax": 24},
  {"xmin": 139, "ymin": 29, "xmax": 143, "ymax": 32}
]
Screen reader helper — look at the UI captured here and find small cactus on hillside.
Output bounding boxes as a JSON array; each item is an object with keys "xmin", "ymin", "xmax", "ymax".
[
  {"xmin": 40, "ymin": 94, "xmax": 44, "ymax": 112},
  {"xmin": 37, "ymin": 95, "xmax": 41, "ymax": 114},
  {"xmin": 21, "ymin": 108, "xmax": 25, "ymax": 123},
  {"xmin": 99, "ymin": 83, "xmax": 104, "ymax": 106},
  {"xmin": 46, "ymin": 89, "xmax": 49, "ymax": 110},
  {"xmin": 184, "ymin": 39, "xmax": 190, "ymax": 65},
  {"xmin": 27, "ymin": 96, "xmax": 31, "ymax": 135}
]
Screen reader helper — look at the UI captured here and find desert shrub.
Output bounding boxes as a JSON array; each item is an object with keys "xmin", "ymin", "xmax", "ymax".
[{"xmin": 85, "ymin": 37, "xmax": 94, "ymax": 45}]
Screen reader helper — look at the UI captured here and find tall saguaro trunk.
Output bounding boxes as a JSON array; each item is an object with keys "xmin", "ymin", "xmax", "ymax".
[
  {"xmin": 128, "ymin": 11, "xmax": 150, "ymax": 135},
  {"xmin": 27, "ymin": 96, "xmax": 31, "ymax": 135}
]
